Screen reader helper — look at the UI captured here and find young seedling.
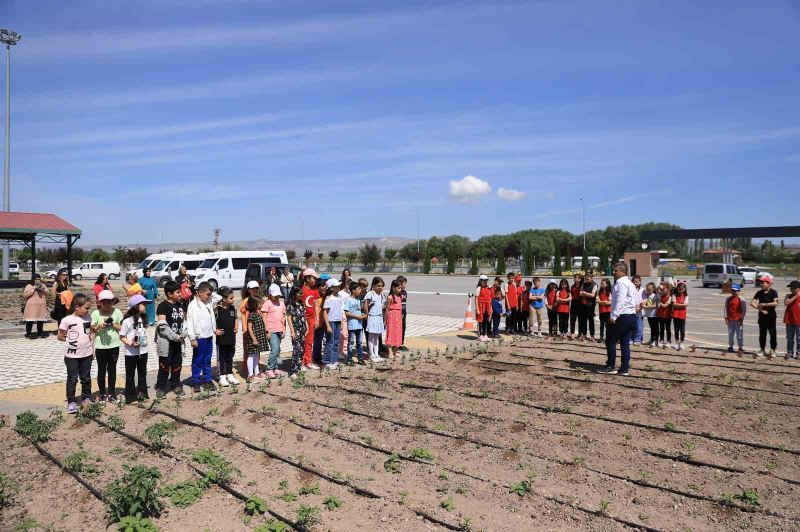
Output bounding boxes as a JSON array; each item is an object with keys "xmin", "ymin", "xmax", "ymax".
[
  {"xmin": 409, "ymin": 448, "xmax": 434, "ymax": 461},
  {"xmin": 733, "ymin": 489, "xmax": 760, "ymax": 507},
  {"xmin": 323, "ymin": 496, "xmax": 342, "ymax": 511},
  {"xmin": 254, "ymin": 519, "xmax": 288, "ymax": 532},
  {"xmin": 14, "ymin": 410, "xmax": 62, "ymax": 443},
  {"xmin": 244, "ymin": 495, "xmax": 269, "ymax": 524},
  {"xmin": 296, "ymin": 505, "xmax": 320, "ymax": 527},
  {"xmin": 440, "ymin": 497, "xmax": 454, "ymax": 511},
  {"xmin": 298, "ymin": 483, "xmax": 321, "ymax": 496},
  {"xmin": 161, "ymin": 479, "xmax": 205, "ymax": 508},
  {"xmin": 383, "ymin": 454, "xmax": 402, "ymax": 474},
  {"xmin": 597, "ymin": 500, "xmax": 611, "ymax": 515},
  {"xmin": 105, "ymin": 465, "xmax": 164, "ymax": 522},
  {"xmin": 106, "ymin": 415, "xmax": 126, "ymax": 431},
  {"xmin": 663, "ymin": 422, "xmax": 676, "ymax": 432},
  {"xmin": 0, "ymin": 472, "xmax": 19, "ymax": 509},
  {"xmin": 144, "ymin": 421, "xmax": 177, "ymax": 451},
  {"xmin": 76, "ymin": 401, "xmax": 105, "ymax": 422},
  {"xmin": 116, "ymin": 515, "xmax": 158, "ymax": 532},
  {"xmin": 398, "ymin": 491, "xmax": 408, "ymax": 505},
  {"xmin": 192, "ymin": 449, "xmax": 240, "ymax": 486},
  {"xmin": 64, "ymin": 450, "xmax": 101, "ymax": 478},
  {"xmin": 281, "ymin": 492, "xmax": 298, "ymax": 502}
]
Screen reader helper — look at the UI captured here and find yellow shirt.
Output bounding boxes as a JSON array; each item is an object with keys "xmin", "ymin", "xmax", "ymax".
[{"xmin": 127, "ymin": 283, "xmax": 142, "ymax": 297}]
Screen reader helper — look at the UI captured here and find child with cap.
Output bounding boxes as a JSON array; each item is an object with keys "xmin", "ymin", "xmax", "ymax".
[
  {"xmin": 751, "ymin": 275, "xmax": 779, "ymax": 357},
  {"xmin": 262, "ymin": 284, "xmax": 287, "ymax": 377},
  {"xmin": 120, "ymin": 294, "xmax": 150, "ymax": 403},
  {"xmin": 90, "ymin": 289, "xmax": 124, "ymax": 403},
  {"xmin": 240, "ymin": 280, "xmax": 261, "ymax": 375},
  {"xmin": 784, "ymin": 280, "xmax": 800, "ymax": 359},
  {"xmin": 322, "ymin": 278, "xmax": 344, "ymax": 369},
  {"xmin": 724, "ymin": 284, "xmax": 746, "ymax": 354},
  {"xmin": 475, "ymin": 275, "xmax": 493, "ymax": 342}
]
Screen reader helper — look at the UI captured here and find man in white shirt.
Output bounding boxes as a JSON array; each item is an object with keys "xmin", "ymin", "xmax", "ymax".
[{"xmin": 600, "ymin": 262, "xmax": 638, "ymax": 376}]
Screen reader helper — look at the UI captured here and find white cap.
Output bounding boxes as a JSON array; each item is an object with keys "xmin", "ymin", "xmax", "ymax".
[
  {"xmin": 478, "ymin": 274, "xmax": 489, "ymax": 281},
  {"xmin": 325, "ymin": 278, "xmax": 341, "ymax": 289},
  {"xmin": 246, "ymin": 280, "xmax": 260, "ymax": 289},
  {"xmin": 97, "ymin": 289, "xmax": 115, "ymax": 301},
  {"xmin": 268, "ymin": 284, "xmax": 282, "ymax": 297}
]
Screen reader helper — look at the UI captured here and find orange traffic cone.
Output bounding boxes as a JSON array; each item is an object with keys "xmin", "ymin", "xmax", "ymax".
[{"xmin": 461, "ymin": 295, "xmax": 476, "ymax": 330}]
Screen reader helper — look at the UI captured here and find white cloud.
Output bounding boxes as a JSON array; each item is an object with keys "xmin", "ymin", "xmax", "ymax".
[
  {"xmin": 591, "ymin": 196, "xmax": 636, "ymax": 208},
  {"xmin": 449, "ymin": 175, "xmax": 491, "ymax": 204},
  {"xmin": 545, "ymin": 192, "xmax": 556, "ymax": 200},
  {"xmin": 497, "ymin": 188, "xmax": 525, "ymax": 201}
]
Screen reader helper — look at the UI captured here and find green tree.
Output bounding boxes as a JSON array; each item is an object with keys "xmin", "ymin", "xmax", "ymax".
[
  {"xmin": 112, "ymin": 246, "xmax": 127, "ymax": 263},
  {"xmin": 581, "ymin": 248, "xmax": 589, "ymax": 271},
  {"xmin": 445, "ymin": 247, "xmax": 456, "ymax": 274},
  {"xmin": 344, "ymin": 251, "xmax": 357, "ymax": 265},
  {"xmin": 15, "ymin": 247, "xmax": 31, "ymax": 263},
  {"xmin": 565, "ymin": 246, "xmax": 573, "ymax": 272},
  {"xmin": 495, "ymin": 254, "xmax": 506, "ymax": 275},
  {"xmin": 469, "ymin": 255, "xmax": 479, "ymax": 275},
  {"xmin": 552, "ymin": 251, "xmax": 562, "ymax": 276},
  {"xmin": 598, "ymin": 245, "xmax": 609, "ymax": 274},
  {"xmin": 522, "ymin": 240, "xmax": 534, "ymax": 276},
  {"xmin": 423, "ymin": 254, "xmax": 432, "ymax": 274},
  {"xmin": 359, "ymin": 243, "xmax": 381, "ymax": 270},
  {"xmin": 328, "ymin": 250, "xmax": 339, "ymax": 262},
  {"xmin": 286, "ymin": 249, "xmax": 297, "ymax": 261},
  {"xmin": 383, "ymin": 248, "xmax": 398, "ymax": 264},
  {"xmin": 303, "ymin": 249, "xmax": 314, "ymax": 261}
]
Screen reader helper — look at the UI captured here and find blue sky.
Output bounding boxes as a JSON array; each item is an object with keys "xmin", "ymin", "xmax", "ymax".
[{"xmin": 2, "ymin": 0, "xmax": 800, "ymax": 246}]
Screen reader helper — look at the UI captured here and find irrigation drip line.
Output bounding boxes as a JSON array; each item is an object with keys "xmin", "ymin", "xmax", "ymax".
[
  {"xmin": 493, "ymin": 352, "xmax": 800, "ymax": 402},
  {"xmin": 643, "ymin": 450, "xmax": 745, "ymax": 474},
  {"xmin": 91, "ymin": 417, "xmax": 306, "ymax": 532},
  {"xmin": 516, "ymin": 341, "xmax": 800, "ymax": 379},
  {"xmin": 147, "ymin": 407, "xmax": 382, "ymax": 499},
  {"xmin": 23, "ymin": 436, "xmax": 107, "ymax": 503}
]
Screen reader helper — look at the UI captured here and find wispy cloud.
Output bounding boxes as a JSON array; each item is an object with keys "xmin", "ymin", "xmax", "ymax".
[
  {"xmin": 497, "ymin": 188, "xmax": 525, "ymax": 201},
  {"xmin": 591, "ymin": 196, "xmax": 636, "ymax": 209}
]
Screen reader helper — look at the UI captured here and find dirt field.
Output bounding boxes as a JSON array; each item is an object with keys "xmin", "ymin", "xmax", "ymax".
[{"xmin": 2, "ymin": 336, "xmax": 800, "ymax": 531}]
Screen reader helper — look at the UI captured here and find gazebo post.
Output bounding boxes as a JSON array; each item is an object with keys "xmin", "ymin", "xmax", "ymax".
[{"xmin": 30, "ymin": 234, "xmax": 36, "ymax": 278}]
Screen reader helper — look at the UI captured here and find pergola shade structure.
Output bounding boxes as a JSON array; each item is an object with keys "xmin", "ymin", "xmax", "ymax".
[{"xmin": 0, "ymin": 211, "xmax": 81, "ymax": 279}]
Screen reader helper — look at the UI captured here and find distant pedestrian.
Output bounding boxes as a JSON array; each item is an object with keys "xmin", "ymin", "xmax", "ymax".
[
  {"xmin": 93, "ymin": 273, "xmax": 112, "ymax": 302},
  {"xmin": 751, "ymin": 276, "xmax": 779, "ymax": 357},
  {"xmin": 240, "ymin": 280, "xmax": 261, "ymax": 373},
  {"xmin": 384, "ymin": 280, "xmax": 404, "ymax": 359},
  {"xmin": 491, "ymin": 287, "xmax": 504, "ymax": 338},
  {"xmin": 246, "ymin": 296, "xmax": 267, "ymax": 381},
  {"xmin": 724, "ymin": 284, "xmax": 746, "ymax": 354},
  {"xmin": 155, "ymin": 282, "xmax": 186, "ymax": 397},
  {"xmin": 783, "ymin": 280, "xmax": 800, "ymax": 360},
  {"xmin": 186, "ymin": 282, "xmax": 222, "ymax": 392},
  {"xmin": 518, "ymin": 279, "xmax": 532, "ymax": 334},
  {"xmin": 344, "ymin": 282, "xmax": 366, "ymax": 364},
  {"xmin": 600, "ymin": 262, "xmax": 637, "ymax": 376},
  {"xmin": 287, "ymin": 287, "xmax": 308, "ymax": 378},
  {"xmin": 57, "ymin": 293, "xmax": 93, "ymax": 414},
  {"xmin": 656, "ymin": 282, "xmax": 673, "ymax": 348},
  {"xmin": 364, "ymin": 276, "xmax": 387, "ymax": 363},
  {"xmin": 126, "ymin": 273, "xmax": 143, "ymax": 298},
  {"xmin": 139, "ymin": 268, "xmax": 159, "ymax": 325},
  {"xmin": 280, "ymin": 267, "xmax": 295, "ymax": 301},
  {"xmin": 51, "ymin": 268, "xmax": 72, "ymax": 326},
  {"xmin": 642, "ymin": 282, "xmax": 658, "ymax": 346},
  {"xmin": 90, "ymin": 290, "xmax": 123, "ymax": 403},
  {"xmin": 397, "ymin": 275, "xmax": 409, "ymax": 349},
  {"xmin": 632, "ymin": 275, "xmax": 645, "ymax": 345},
  {"xmin": 569, "ymin": 273, "xmax": 583, "ymax": 338},
  {"xmin": 597, "ymin": 279, "xmax": 612, "ymax": 341},
  {"xmin": 301, "ymin": 269, "xmax": 320, "ymax": 371},
  {"xmin": 23, "ymin": 274, "xmax": 48, "ymax": 339},
  {"xmin": 577, "ymin": 273, "xmax": 597, "ymax": 341},
  {"xmin": 505, "ymin": 272, "xmax": 518, "ymax": 334}
]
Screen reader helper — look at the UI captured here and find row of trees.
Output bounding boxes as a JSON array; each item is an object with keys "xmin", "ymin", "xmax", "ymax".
[{"xmin": 15, "ymin": 246, "xmax": 151, "ymax": 265}]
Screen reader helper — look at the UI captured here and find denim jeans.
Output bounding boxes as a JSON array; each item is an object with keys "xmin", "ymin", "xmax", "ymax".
[
  {"xmin": 492, "ymin": 314, "xmax": 501, "ymax": 336},
  {"xmin": 728, "ymin": 321, "xmax": 744, "ymax": 349},
  {"xmin": 324, "ymin": 321, "xmax": 341, "ymax": 365},
  {"xmin": 191, "ymin": 336, "xmax": 214, "ymax": 385},
  {"xmin": 787, "ymin": 323, "xmax": 800, "ymax": 355},
  {"xmin": 268, "ymin": 332, "xmax": 282, "ymax": 370},
  {"xmin": 348, "ymin": 328, "xmax": 364, "ymax": 362},
  {"xmin": 606, "ymin": 314, "xmax": 637, "ymax": 372},
  {"xmin": 634, "ymin": 316, "xmax": 644, "ymax": 343}
]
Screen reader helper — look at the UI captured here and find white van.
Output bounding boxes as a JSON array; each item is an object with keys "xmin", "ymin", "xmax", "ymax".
[
  {"xmin": 151, "ymin": 253, "xmax": 208, "ymax": 287},
  {"xmin": 73, "ymin": 261, "xmax": 122, "ymax": 281},
  {"xmin": 194, "ymin": 250, "xmax": 289, "ymax": 289},
  {"xmin": 702, "ymin": 263, "xmax": 744, "ymax": 288},
  {"xmin": 126, "ymin": 252, "xmax": 176, "ymax": 280}
]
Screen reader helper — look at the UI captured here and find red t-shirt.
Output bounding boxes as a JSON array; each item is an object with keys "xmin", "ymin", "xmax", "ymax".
[
  {"xmin": 570, "ymin": 284, "xmax": 581, "ymax": 304},
  {"xmin": 546, "ymin": 290, "xmax": 557, "ymax": 308},
  {"xmin": 672, "ymin": 293, "xmax": 687, "ymax": 320},
  {"xmin": 556, "ymin": 289, "xmax": 570, "ymax": 314},
  {"xmin": 785, "ymin": 295, "xmax": 800, "ymax": 326},
  {"xmin": 598, "ymin": 292, "xmax": 611, "ymax": 314},
  {"xmin": 656, "ymin": 294, "xmax": 672, "ymax": 319},
  {"xmin": 302, "ymin": 285, "xmax": 318, "ymax": 320},
  {"xmin": 519, "ymin": 288, "xmax": 531, "ymax": 310},
  {"xmin": 726, "ymin": 296, "xmax": 743, "ymax": 321},
  {"xmin": 507, "ymin": 283, "xmax": 519, "ymax": 309}
]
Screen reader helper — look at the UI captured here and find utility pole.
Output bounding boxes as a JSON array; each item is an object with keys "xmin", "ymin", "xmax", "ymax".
[
  {"xmin": 413, "ymin": 208, "xmax": 420, "ymax": 253},
  {"xmin": 579, "ymin": 198, "xmax": 586, "ymax": 261},
  {"xmin": 1, "ymin": 29, "xmax": 21, "ymax": 280},
  {"xmin": 213, "ymin": 228, "xmax": 221, "ymax": 250}
]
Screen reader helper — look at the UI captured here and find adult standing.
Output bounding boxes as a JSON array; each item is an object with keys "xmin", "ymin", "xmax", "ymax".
[
  {"xmin": 577, "ymin": 272, "xmax": 597, "ymax": 340},
  {"xmin": 126, "ymin": 273, "xmax": 143, "ymax": 297},
  {"xmin": 51, "ymin": 268, "xmax": 72, "ymax": 326},
  {"xmin": 751, "ymin": 275, "xmax": 779, "ymax": 357},
  {"xmin": 601, "ymin": 262, "xmax": 637, "ymax": 375},
  {"xmin": 266, "ymin": 266, "xmax": 280, "ymax": 288},
  {"xmin": 93, "ymin": 273, "xmax": 112, "ymax": 301},
  {"xmin": 280, "ymin": 267, "xmax": 295, "ymax": 301},
  {"xmin": 23, "ymin": 274, "xmax": 48, "ymax": 339},
  {"xmin": 139, "ymin": 267, "xmax": 159, "ymax": 325},
  {"xmin": 175, "ymin": 265, "xmax": 195, "ymax": 310},
  {"xmin": 301, "ymin": 269, "xmax": 321, "ymax": 370}
]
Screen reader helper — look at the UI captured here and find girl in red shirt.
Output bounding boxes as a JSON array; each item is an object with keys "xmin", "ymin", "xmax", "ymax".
[
  {"xmin": 656, "ymin": 282, "xmax": 673, "ymax": 348},
  {"xmin": 544, "ymin": 282, "xmax": 558, "ymax": 338},
  {"xmin": 671, "ymin": 281, "xmax": 689, "ymax": 350},
  {"xmin": 475, "ymin": 276, "xmax": 493, "ymax": 342},
  {"xmin": 556, "ymin": 278, "xmax": 572, "ymax": 339},
  {"xmin": 569, "ymin": 274, "xmax": 583, "ymax": 339},
  {"xmin": 597, "ymin": 278, "xmax": 612, "ymax": 341}
]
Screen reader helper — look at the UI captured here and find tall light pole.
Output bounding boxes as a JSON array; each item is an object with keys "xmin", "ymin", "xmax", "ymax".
[
  {"xmin": 579, "ymin": 197, "xmax": 586, "ymax": 262},
  {"xmin": 412, "ymin": 208, "xmax": 420, "ymax": 253},
  {"xmin": 1, "ymin": 29, "xmax": 21, "ymax": 280}
]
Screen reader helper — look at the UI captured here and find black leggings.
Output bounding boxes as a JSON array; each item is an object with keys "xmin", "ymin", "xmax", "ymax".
[
  {"xmin": 124, "ymin": 354, "xmax": 148, "ymax": 401},
  {"xmin": 758, "ymin": 313, "xmax": 777, "ymax": 350},
  {"xmin": 673, "ymin": 318, "xmax": 686, "ymax": 343},
  {"xmin": 95, "ymin": 347, "xmax": 119, "ymax": 397},
  {"xmin": 599, "ymin": 313, "xmax": 609, "ymax": 338},
  {"xmin": 25, "ymin": 321, "xmax": 44, "ymax": 336},
  {"xmin": 647, "ymin": 317, "xmax": 659, "ymax": 343},
  {"xmin": 569, "ymin": 304, "xmax": 579, "ymax": 335},
  {"xmin": 65, "ymin": 355, "xmax": 92, "ymax": 403},
  {"xmin": 658, "ymin": 317, "xmax": 672, "ymax": 343},
  {"xmin": 217, "ymin": 344, "xmax": 235, "ymax": 375},
  {"xmin": 517, "ymin": 310, "xmax": 529, "ymax": 333},
  {"xmin": 558, "ymin": 312, "xmax": 569, "ymax": 334},
  {"xmin": 506, "ymin": 309, "xmax": 517, "ymax": 333},
  {"xmin": 547, "ymin": 309, "xmax": 558, "ymax": 335},
  {"xmin": 578, "ymin": 306, "xmax": 595, "ymax": 337},
  {"xmin": 478, "ymin": 312, "xmax": 491, "ymax": 337}
]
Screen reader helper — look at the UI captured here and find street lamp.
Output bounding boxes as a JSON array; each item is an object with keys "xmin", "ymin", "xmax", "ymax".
[
  {"xmin": 579, "ymin": 197, "xmax": 586, "ymax": 261},
  {"xmin": 1, "ymin": 28, "xmax": 21, "ymax": 280}
]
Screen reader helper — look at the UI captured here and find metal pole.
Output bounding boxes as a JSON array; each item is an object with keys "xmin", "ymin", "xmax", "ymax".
[
  {"xmin": 2, "ymin": 44, "xmax": 10, "ymax": 279},
  {"xmin": 579, "ymin": 198, "xmax": 586, "ymax": 260},
  {"xmin": 413, "ymin": 208, "xmax": 420, "ymax": 253}
]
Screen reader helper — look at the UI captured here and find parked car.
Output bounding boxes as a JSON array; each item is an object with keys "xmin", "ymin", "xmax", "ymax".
[
  {"xmin": 702, "ymin": 263, "xmax": 744, "ymax": 288},
  {"xmin": 72, "ymin": 261, "xmax": 122, "ymax": 281},
  {"xmin": 8, "ymin": 262, "xmax": 19, "ymax": 275},
  {"xmin": 244, "ymin": 263, "xmax": 303, "ymax": 291},
  {"xmin": 738, "ymin": 267, "xmax": 758, "ymax": 284}
]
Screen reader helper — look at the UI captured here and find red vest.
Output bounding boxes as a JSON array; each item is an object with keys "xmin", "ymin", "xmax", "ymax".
[
  {"xmin": 546, "ymin": 290, "xmax": 557, "ymax": 307},
  {"xmin": 672, "ymin": 293, "xmax": 687, "ymax": 320},
  {"xmin": 598, "ymin": 292, "xmax": 611, "ymax": 314},
  {"xmin": 726, "ymin": 296, "xmax": 743, "ymax": 321},
  {"xmin": 656, "ymin": 294, "xmax": 672, "ymax": 319},
  {"xmin": 507, "ymin": 283, "xmax": 519, "ymax": 309},
  {"xmin": 556, "ymin": 289, "xmax": 570, "ymax": 314},
  {"xmin": 785, "ymin": 296, "xmax": 800, "ymax": 326}
]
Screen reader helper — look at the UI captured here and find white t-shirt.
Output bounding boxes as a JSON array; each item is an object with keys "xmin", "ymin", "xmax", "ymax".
[
  {"xmin": 120, "ymin": 316, "xmax": 149, "ymax": 356},
  {"xmin": 59, "ymin": 314, "xmax": 93, "ymax": 359},
  {"xmin": 323, "ymin": 293, "xmax": 346, "ymax": 322}
]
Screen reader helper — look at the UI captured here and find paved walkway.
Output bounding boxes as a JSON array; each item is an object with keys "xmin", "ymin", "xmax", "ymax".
[{"xmin": 0, "ymin": 314, "xmax": 461, "ymax": 392}]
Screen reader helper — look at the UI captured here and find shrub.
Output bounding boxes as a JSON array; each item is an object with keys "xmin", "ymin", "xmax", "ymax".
[
  {"xmin": 105, "ymin": 465, "xmax": 164, "ymax": 522},
  {"xmin": 144, "ymin": 422, "xmax": 177, "ymax": 451},
  {"xmin": 107, "ymin": 415, "xmax": 126, "ymax": 431},
  {"xmin": 323, "ymin": 496, "xmax": 342, "ymax": 511},
  {"xmin": 296, "ymin": 505, "xmax": 320, "ymax": 527}
]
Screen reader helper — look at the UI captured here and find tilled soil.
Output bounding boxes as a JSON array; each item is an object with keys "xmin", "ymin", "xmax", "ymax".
[{"xmin": 2, "ymin": 336, "xmax": 800, "ymax": 531}]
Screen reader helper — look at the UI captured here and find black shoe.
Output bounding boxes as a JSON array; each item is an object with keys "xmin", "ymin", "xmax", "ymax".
[
  {"xmin": 155, "ymin": 390, "xmax": 166, "ymax": 399},
  {"xmin": 24, "ymin": 333, "xmax": 33, "ymax": 340},
  {"xmin": 598, "ymin": 367, "xmax": 618, "ymax": 375},
  {"xmin": 399, "ymin": 346, "xmax": 409, "ymax": 351},
  {"xmin": 38, "ymin": 332, "xmax": 49, "ymax": 339},
  {"xmin": 618, "ymin": 369, "xmax": 630, "ymax": 376},
  {"xmin": 726, "ymin": 347, "xmax": 734, "ymax": 353},
  {"xmin": 193, "ymin": 385, "xmax": 202, "ymax": 393},
  {"xmin": 202, "ymin": 382, "xmax": 217, "ymax": 392}
]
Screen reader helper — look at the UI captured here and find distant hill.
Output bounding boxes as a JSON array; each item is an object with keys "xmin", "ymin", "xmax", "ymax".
[{"xmin": 86, "ymin": 237, "xmax": 418, "ymax": 253}]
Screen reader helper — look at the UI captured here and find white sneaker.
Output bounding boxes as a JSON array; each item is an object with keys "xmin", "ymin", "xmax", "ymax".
[
  {"xmin": 678, "ymin": 343, "xmax": 684, "ymax": 351},
  {"xmin": 671, "ymin": 343, "xmax": 679, "ymax": 350},
  {"xmin": 371, "ymin": 356, "xmax": 386, "ymax": 363},
  {"xmin": 756, "ymin": 350, "xmax": 765, "ymax": 358},
  {"xmin": 633, "ymin": 341, "xmax": 641, "ymax": 346},
  {"xmin": 300, "ymin": 366, "xmax": 308, "ymax": 372},
  {"xmin": 227, "ymin": 374, "xmax": 239, "ymax": 385},
  {"xmin": 308, "ymin": 364, "xmax": 321, "ymax": 370},
  {"xmin": 327, "ymin": 363, "xmax": 339, "ymax": 370},
  {"xmin": 219, "ymin": 375, "xmax": 229, "ymax": 387}
]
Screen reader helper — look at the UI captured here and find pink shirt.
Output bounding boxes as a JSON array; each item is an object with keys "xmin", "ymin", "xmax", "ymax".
[
  {"xmin": 260, "ymin": 299, "xmax": 286, "ymax": 334},
  {"xmin": 59, "ymin": 314, "xmax": 93, "ymax": 358}
]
